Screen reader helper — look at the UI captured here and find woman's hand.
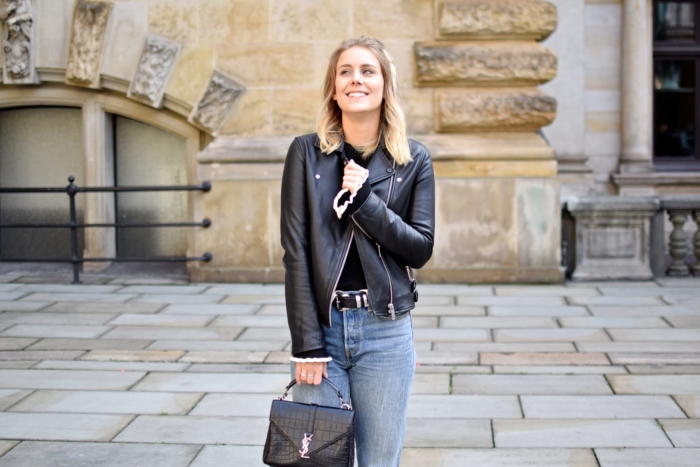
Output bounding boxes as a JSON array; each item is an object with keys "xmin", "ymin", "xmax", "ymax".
[
  {"xmin": 342, "ymin": 160, "xmax": 369, "ymax": 195},
  {"xmin": 295, "ymin": 361, "xmax": 328, "ymax": 386}
]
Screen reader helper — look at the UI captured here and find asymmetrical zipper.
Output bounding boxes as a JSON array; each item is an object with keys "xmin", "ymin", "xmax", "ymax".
[
  {"xmin": 377, "ymin": 244, "xmax": 395, "ymax": 320},
  {"xmin": 327, "ymin": 227, "xmax": 354, "ymax": 327}
]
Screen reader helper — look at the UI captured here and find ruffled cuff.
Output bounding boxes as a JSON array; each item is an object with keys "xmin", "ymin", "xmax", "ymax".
[{"xmin": 291, "ymin": 348, "xmax": 332, "ymax": 363}]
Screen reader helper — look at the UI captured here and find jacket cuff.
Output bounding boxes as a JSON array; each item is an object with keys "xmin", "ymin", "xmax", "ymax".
[
  {"xmin": 344, "ymin": 182, "xmax": 371, "ymax": 216},
  {"xmin": 291, "ymin": 348, "xmax": 332, "ymax": 362}
]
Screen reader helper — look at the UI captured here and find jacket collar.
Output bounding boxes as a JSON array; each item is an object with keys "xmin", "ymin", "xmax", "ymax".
[{"xmin": 314, "ymin": 133, "xmax": 395, "ymax": 183}]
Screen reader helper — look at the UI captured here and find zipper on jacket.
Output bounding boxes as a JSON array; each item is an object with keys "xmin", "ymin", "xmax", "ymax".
[
  {"xmin": 328, "ymin": 227, "xmax": 354, "ymax": 326},
  {"xmin": 386, "ymin": 160, "xmax": 397, "ymax": 205},
  {"xmin": 377, "ymin": 244, "xmax": 395, "ymax": 320}
]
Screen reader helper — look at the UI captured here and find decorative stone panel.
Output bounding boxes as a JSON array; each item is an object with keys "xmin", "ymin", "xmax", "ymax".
[
  {"xmin": 189, "ymin": 70, "xmax": 246, "ymax": 136},
  {"xmin": 65, "ymin": 0, "xmax": 113, "ymax": 89},
  {"xmin": 127, "ymin": 34, "xmax": 182, "ymax": 108},
  {"xmin": 1, "ymin": 0, "xmax": 37, "ymax": 84},
  {"xmin": 438, "ymin": 0, "xmax": 558, "ymax": 41},
  {"xmin": 436, "ymin": 89, "xmax": 557, "ymax": 132},
  {"xmin": 415, "ymin": 42, "xmax": 557, "ymax": 86}
]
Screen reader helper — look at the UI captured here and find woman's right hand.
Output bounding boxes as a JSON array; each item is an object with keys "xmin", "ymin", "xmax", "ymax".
[
  {"xmin": 342, "ymin": 160, "xmax": 369, "ymax": 195},
  {"xmin": 295, "ymin": 361, "xmax": 328, "ymax": 386}
]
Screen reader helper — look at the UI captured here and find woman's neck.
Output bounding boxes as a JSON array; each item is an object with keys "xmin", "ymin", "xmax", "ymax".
[{"xmin": 341, "ymin": 111, "xmax": 380, "ymax": 147}]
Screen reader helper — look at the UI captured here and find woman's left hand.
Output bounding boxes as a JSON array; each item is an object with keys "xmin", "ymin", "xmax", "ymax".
[{"xmin": 342, "ymin": 160, "xmax": 369, "ymax": 195}]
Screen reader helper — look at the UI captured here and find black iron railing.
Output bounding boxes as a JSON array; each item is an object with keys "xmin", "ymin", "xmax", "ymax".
[{"xmin": 0, "ymin": 176, "xmax": 213, "ymax": 283}]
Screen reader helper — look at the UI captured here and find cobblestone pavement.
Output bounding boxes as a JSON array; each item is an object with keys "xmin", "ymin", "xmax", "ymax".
[{"xmin": 0, "ymin": 274, "xmax": 699, "ymax": 466}]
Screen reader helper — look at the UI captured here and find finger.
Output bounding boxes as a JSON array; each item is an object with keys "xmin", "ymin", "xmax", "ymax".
[
  {"xmin": 322, "ymin": 364, "xmax": 328, "ymax": 379},
  {"xmin": 313, "ymin": 370, "xmax": 322, "ymax": 386},
  {"xmin": 296, "ymin": 363, "xmax": 303, "ymax": 384}
]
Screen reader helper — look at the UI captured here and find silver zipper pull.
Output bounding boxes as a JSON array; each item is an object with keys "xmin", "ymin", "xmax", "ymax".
[{"xmin": 388, "ymin": 303, "xmax": 395, "ymax": 320}]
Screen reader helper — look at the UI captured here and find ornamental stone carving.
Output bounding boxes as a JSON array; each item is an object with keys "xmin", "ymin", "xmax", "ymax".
[
  {"xmin": 438, "ymin": 0, "xmax": 557, "ymax": 41},
  {"xmin": 189, "ymin": 70, "xmax": 246, "ymax": 136},
  {"xmin": 1, "ymin": 0, "xmax": 36, "ymax": 84},
  {"xmin": 127, "ymin": 34, "xmax": 182, "ymax": 108},
  {"xmin": 415, "ymin": 42, "xmax": 557, "ymax": 86},
  {"xmin": 436, "ymin": 90, "xmax": 557, "ymax": 132},
  {"xmin": 65, "ymin": 0, "xmax": 113, "ymax": 89}
]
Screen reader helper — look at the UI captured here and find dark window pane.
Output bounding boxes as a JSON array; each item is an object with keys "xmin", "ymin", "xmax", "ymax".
[
  {"xmin": 654, "ymin": 2, "xmax": 696, "ymax": 42},
  {"xmin": 654, "ymin": 60, "xmax": 696, "ymax": 157}
]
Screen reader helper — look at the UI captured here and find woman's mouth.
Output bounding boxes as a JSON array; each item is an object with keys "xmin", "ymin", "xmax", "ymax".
[{"xmin": 347, "ymin": 92, "xmax": 368, "ymax": 98}]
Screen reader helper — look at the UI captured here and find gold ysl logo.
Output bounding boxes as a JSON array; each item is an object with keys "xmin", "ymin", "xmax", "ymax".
[{"xmin": 299, "ymin": 432, "xmax": 313, "ymax": 459}]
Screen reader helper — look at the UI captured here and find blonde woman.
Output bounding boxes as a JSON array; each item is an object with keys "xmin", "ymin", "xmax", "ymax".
[{"xmin": 280, "ymin": 36, "xmax": 435, "ymax": 466}]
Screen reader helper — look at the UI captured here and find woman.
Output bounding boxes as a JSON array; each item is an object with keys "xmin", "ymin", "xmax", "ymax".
[{"xmin": 280, "ymin": 36, "xmax": 435, "ymax": 466}]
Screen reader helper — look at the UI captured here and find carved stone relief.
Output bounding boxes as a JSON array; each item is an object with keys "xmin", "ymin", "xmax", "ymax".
[
  {"xmin": 438, "ymin": 0, "xmax": 557, "ymax": 40},
  {"xmin": 65, "ymin": 0, "xmax": 113, "ymax": 88},
  {"xmin": 189, "ymin": 70, "xmax": 246, "ymax": 135},
  {"xmin": 436, "ymin": 89, "xmax": 557, "ymax": 132},
  {"xmin": 415, "ymin": 42, "xmax": 557, "ymax": 86},
  {"xmin": 1, "ymin": 0, "xmax": 36, "ymax": 84},
  {"xmin": 127, "ymin": 34, "xmax": 182, "ymax": 108}
]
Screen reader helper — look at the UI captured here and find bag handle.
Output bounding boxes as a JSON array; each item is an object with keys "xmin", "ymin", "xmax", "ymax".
[{"xmin": 279, "ymin": 378, "xmax": 352, "ymax": 410}]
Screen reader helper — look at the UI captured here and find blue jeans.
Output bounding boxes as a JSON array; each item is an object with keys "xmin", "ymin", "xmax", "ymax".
[{"xmin": 292, "ymin": 306, "xmax": 415, "ymax": 467}]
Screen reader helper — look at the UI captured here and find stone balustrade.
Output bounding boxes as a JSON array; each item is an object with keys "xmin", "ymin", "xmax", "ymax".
[{"xmin": 564, "ymin": 196, "xmax": 700, "ymax": 280}]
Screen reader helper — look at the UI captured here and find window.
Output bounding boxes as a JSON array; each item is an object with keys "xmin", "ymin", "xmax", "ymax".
[{"xmin": 653, "ymin": 1, "xmax": 700, "ymax": 168}]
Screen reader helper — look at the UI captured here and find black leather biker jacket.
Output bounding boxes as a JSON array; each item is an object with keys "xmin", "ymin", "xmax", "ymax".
[{"xmin": 280, "ymin": 134, "xmax": 435, "ymax": 356}]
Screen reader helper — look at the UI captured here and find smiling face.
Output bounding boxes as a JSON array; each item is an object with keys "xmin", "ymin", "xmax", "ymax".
[{"xmin": 333, "ymin": 46, "xmax": 385, "ymax": 119}]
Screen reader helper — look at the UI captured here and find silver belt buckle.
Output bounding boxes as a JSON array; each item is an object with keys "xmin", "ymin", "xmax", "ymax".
[
  {"xmin": 335, "ymin": 292, "xmax": 350, "ymax": 311},
  {"xmin": 359, "ymin": 289, "xmax": 370, "ymax": 310}
]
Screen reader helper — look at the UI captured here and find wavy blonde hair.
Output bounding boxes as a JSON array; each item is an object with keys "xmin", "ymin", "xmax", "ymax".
[{"xmin": 317, "ymin": 37, "xmax": 412, "ymax": 165}]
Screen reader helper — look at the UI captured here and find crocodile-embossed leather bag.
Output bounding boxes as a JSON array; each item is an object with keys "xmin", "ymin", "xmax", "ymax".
[{"xmin": 263, "ymin": 378, "xmax": 355, "ymax": 467}]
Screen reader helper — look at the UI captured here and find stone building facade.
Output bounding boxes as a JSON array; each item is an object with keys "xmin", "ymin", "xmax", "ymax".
[{"xmin": 0, "ymin": 0, "xmax": 697, "ymax": 282}]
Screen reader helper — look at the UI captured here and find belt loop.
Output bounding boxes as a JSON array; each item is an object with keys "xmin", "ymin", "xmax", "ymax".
[{"xmin": 355, "ymin": 295, "xmax": 361, "ymax": 308}]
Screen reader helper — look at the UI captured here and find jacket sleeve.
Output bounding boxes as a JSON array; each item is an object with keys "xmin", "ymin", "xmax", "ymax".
[
  {"xmin": 350, "ymin": 147, "xmax": 435, "ymax": 269},
  {"xmin": 280, "ymin": 138, "xmax": 326, "ymax": 355}
]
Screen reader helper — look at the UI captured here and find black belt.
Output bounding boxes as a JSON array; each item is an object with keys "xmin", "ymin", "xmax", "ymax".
[{"xmin": 335, "ymin": 290, "xmax": 370, "ymax": 311}]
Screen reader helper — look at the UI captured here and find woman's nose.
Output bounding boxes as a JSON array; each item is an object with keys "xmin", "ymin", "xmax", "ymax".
[{"xmin": 352, "ymin": 71, "xmax": 363, "ymax": 84}]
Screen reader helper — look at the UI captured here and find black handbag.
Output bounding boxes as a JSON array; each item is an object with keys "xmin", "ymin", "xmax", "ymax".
[{"xmin": 263, "ymin": 378, "xmax": 355, "ymax": 467}]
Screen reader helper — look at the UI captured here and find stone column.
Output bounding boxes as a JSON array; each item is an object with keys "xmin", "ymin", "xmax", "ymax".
[{"xmin": 620, "ymin": 0, "xmax": 654, "ymax": 174}]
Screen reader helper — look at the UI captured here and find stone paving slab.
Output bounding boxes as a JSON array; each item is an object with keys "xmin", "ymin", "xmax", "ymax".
[
  {"xmin": 559, "ymin": 317, "xmax": 669, "ymax": 328},
  {"xmin": 113, "ymin": 415, "xmax": 268, "ymax": 445},
  {"xmin": 189, "ymin": 445, "xmax": 265, "ymax": 467},
  {"xmin": 0, "ymin": 302, "xmax": 50, "ymax": 312},
  {"xmin": 0, "ymin": 440, "xmax": 18, "ymax": 458},
  {"xmin": 42, "ymin": 302, "xmax": 165, "ymax": 314},
  {"xmin": 147, "ymin": 340, "xmax": 288, "ymax": 351},
  {"xmin": 656, "ymin": 278, "xmax": 700, "ymax": 287},
  {"xmin": 439, "ymin": 317, "xmax": 558, "ymax": 328},
  {"xmin": 412, "ymin": 373, "xmax": 450, "ymax": 394},
  {"xmin": 667, "ymin": 316, "xmax": 700, "ymax": 327},
  {"xmin": 134, "ymin": 295, "xmax": 223, "ymax": 304},
  {"xmin": 131, "ymin": 372, "xmax": 290, "ymax": 393},
  {"xmin": 420, "ymin": 285, "xmax": 492, "ymax": 296},
  {"xmin": 0, "ymin": 284, "xmax": 23, "ymax": 292},
  {"xmin": 0, "ymin": 361, "xmax": 37, "ymax": 369},
  {"xmin": 412, "ymin": 305, "xmax": 486, "ymax": 316},
  {"xmin": 0, "ymin": 351, "xmax": 85, "ymax": 361},
  {"xmin": 0, "ymin": 441, "xmax": 201, "ymax": 467},
  {"xmin": 254, "ymin": 305, "xmax": 286, "ymax": 315},
  {"xmin": 458, "ymin": 297, "xmax": 567, "ymax": 306},
  {"xmin": 263, "ymin": 351, "xmax": 292, "ymax": 364},
  {"xmin": 185, "ymin": 364, "xmax": 289, "ymax": 373},
  {"xmin": 608, "ymin": 375, "xmax": 700, "ymax": 394},
  {"xmin": 0, "ymin": 369, "xmax": 145, "ymax": 390},
  {"xmin": 659, "ymin": 419, "xmax": 700, "ymax": 447},
  {"xmin": 33, "ymin": 360, "xmax": 190, "ymax": 372},
  {"xmin": 100, "ymin": 326, "xmax": 243, "ymax": 341},
  {"xmin": 205, "ymin": 284, "xmax": 284, "ymax": 295},
  {"xmin": 568, "ymin": 296, "xmax": 665, "ymax": 306},
  {"xmin": 410, "ymin": 316, "xmax": 439, "ymax": 328},
  {"xmin": 27, "ymin": 339, "xmax": 152, "ymax": 351},
  {"xmin": 404, "ymin": 418, "xmax": 492, "ymax": 448},
  {"xmin": 9, "ymin": 390, "xmax": 203, "ymax": 415},
  {"xmin": 1, "ymin": 325, "xmax": 112, "ymax": 339},
  {"xmin": 0, "ymin": 293, "xmax": 28, "ymax": 301},
  {"xmin": 0, "ymin": 312, "xmax": 115, "ymax": 326},
  {"xmin": 608, "ymin": 329, "xmax": 700, "ymax": 341},
  {"xmin": 664, "ymin": 296, "xmax": 700, "ymax": 306},
  {"xmin": 412, "ymin": 329, "xmax": 490, "ymax": 342},
  {"xmin": 595, "ymin": 448, "xmax": 700, "ymax": 467},
  {"xmin": 179, "ymin": 351, "xmax": 269, "ymax": 364},
  {"xmin": 0, "ymin": 413, "xmax": 134, "ymax": 442},
  {"xmin": 20, "ymin": 293, "xmax": 137, "ymax": 303},
  {"xmin": 406, "ymin": 395, "xmax": 521, "ymax": 419},
  {"xmin": 80, "ymin": 350, "xmax": 185, "ymax": 362},
  {"xmin": 0, "ymin": 338, "xmax": 37, "ymax": 350},
  {"xmin": 415, "ymin": 351, "xmax": 478, "ymax": 365},
  {"xmin": 415, "ymin": 366, "xmax": 492, "ymax": 374},
  {"xmin": 400, "ymin": 448, "xmax": 598, "ymax": 467},
  {"xmin": 494, "ymin": 366, "xmax": 627, "ymax": 375},
  {"xmin": 481, "ymin": 353, "xmax": 610, "ymax": 366},
  {"xmin": 673, "ymin": 395, "xmax": 700, "ymax": 418},
  {"xmin": 577, "ymin": 342, "xmax": 700, "ymax": 353},
  {"xmin": 17, "ymin": 285, "xmax": 122, "ymax": 294},
  {"xmin": 106, "ymin": 314, "xmax": 215, "ymax": 327},
  {"xmin": 0, "ymin": 389, "xmax": 33, "ymax": 411},
  {"xmin": 495, "ymin": 286, "xmax": 600, "ymax": 297},
  {"xmin": 493, "ymin": 329, "xmax": 610, "ymax": 342},
  {"xmin": 453, "ymin": 375, "xmax": 612, "ymax": 395},
  {"xmin": 189, "ymin": 393, "xmax": 279, "ymax": 417},
  {"xmin": 108, "ymin": 278, "xmax": 189, "ymax": 285},
  {"xmin": 493, "ymin": 419, "xmax": 672, "ymax": 448},
  {"xmin": 588, "ymin": 306, "xmax": 700, "ymax": 317},
  {"xmin": 207, "ymin": 316, "xmax": 288, "ymax": 327},
  {"xmin": 608, "ymin": 353, "xmax": 700, "ymax": 365},
  {"xmin": 521, "ymin": 395, "xmax": 686, "ymax": 419},
  {"xmin": 435, "ymin": 343, "xmax": 576, "ymax": 353},
  {"xmin": 116, "ymin": 286, "xmax": 208, "ymax": 295},
  {"xmin": 599, "ymin": 287, "xmax": 700, "ymax": 297},
  {"xmin": 235, "ymin": 327, "xmax": 291, "ymax": 341},
  {"xmin": 161, "ymin": 304, "xmax": 258, "ymax": 315},
  {"xmin": 488, "ymin": 306, "xmax": 589, "ymax": 317},
  {"xmin": 627, "ymin": 365, "xmax": 700, "ymax": 374},
  {"xmin": 220, "ymin": 294, "xmax": 285, "ymax": 304}
]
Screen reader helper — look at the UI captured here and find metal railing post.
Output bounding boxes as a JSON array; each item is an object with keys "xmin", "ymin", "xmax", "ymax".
[{"xmin": 67, "ymin": 176, "xmax": 81, "ymax": 284}]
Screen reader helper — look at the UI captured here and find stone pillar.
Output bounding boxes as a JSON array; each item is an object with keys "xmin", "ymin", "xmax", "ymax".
[{"xmin": 620, "ymin": 0, "xmax": 654, "ymax": 174}]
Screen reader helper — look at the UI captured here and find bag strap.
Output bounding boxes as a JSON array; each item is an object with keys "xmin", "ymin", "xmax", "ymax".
[{"xmin": 279, "ymin": 378, "xmax": 352, "ymax": 410}]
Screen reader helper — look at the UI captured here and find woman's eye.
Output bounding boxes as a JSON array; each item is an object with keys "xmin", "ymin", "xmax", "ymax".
[{"xmin": 363, "ymin": 70, "xmax": 373, "ymax": 75}]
